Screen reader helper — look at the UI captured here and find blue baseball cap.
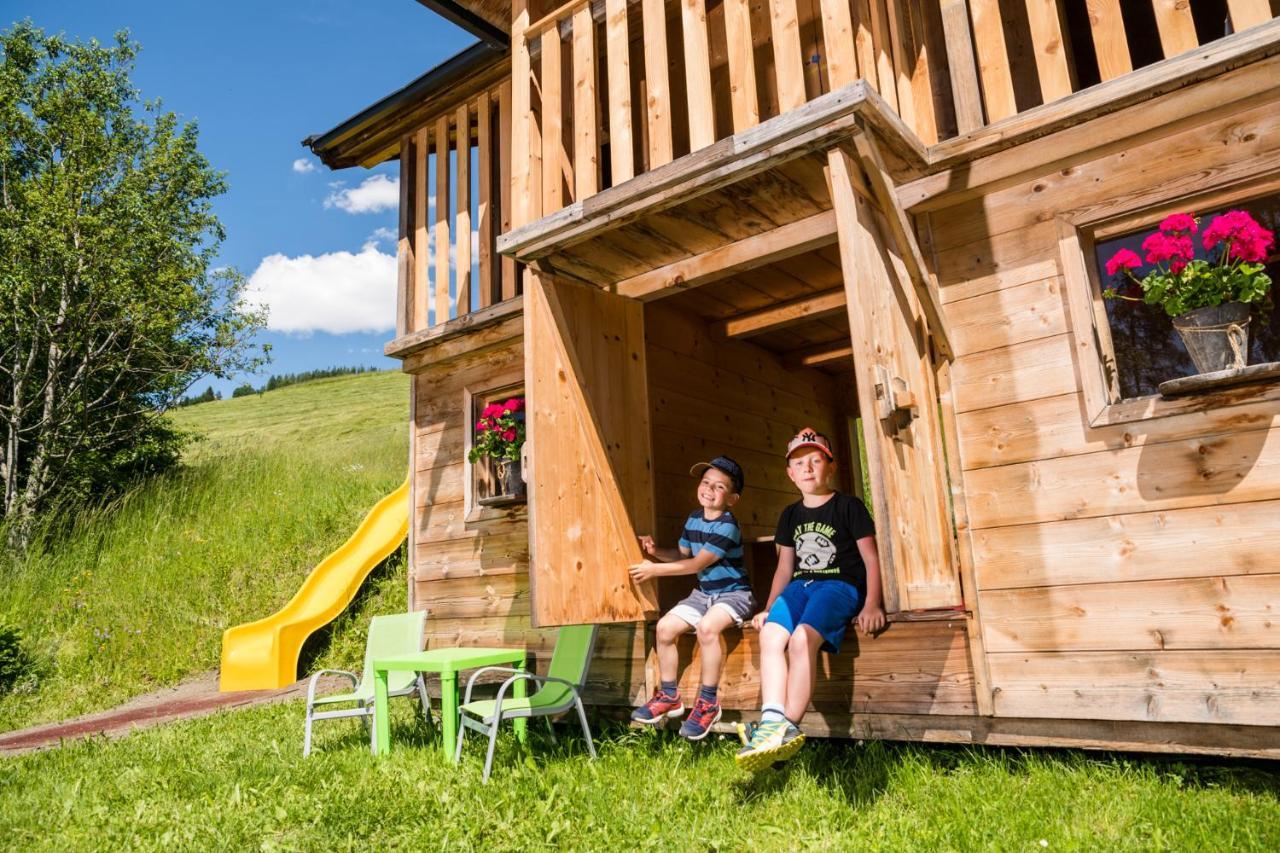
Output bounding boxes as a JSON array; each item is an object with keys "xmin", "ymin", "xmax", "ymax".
[{"xmin": 689, "ymin": 455, "xmax": 744, "ymax": 493}]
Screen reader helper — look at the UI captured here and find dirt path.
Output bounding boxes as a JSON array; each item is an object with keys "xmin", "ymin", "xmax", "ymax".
[{"xmin": 0, "ymin": 671, "xmax": 344, "ymax": 756}]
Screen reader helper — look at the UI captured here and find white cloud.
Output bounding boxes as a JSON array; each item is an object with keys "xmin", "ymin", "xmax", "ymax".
[
  {"xmin": 244, "ymin": 243, "xmax": 396, "ymax": 335},
  {"xmin": 292, "ymin": 157, "xmax": 317, "ymax": 174},
  {"xmin": 324, "ymin": 174, "xmax": 399, "ymax": 214},
  {"xmin": 368, "ymin": 226, "xmax": 397, "ymax": 246}
]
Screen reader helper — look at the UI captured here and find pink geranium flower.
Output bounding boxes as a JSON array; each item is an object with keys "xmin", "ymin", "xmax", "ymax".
[
  {"xmin": 1202, "ymin": 210, "xmax": 1274, "ymax": 263},
  {"xmin": 504, "ymin": 397, "xmax": 525, "ymax": 412},
  {"xmin": 502, "ymin": 429, "xmax": 517, "ymax": 442},
  {"xmin": 1142, "ymin": 231, "xmax": 1194, "ymax": 266},
  {"xmin": 481, "ymin": 403, "xmax": 504, "ymax": 419},
  {"xmin": 1159, "ymin": 212, "xmax": 1198, "ymax": 234},
  {"xmin": 1105, "ymin": 248, "xmax": 1141, "ymax": 277}
]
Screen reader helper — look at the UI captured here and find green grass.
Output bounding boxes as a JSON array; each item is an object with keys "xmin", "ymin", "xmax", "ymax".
[
  {"xmin": 1, "ymin": 701, "xmax": 1276, "ymax": 850},
  {"xmin": 0, "ymin": 371, "xmax": 411, "ymax": 731}
]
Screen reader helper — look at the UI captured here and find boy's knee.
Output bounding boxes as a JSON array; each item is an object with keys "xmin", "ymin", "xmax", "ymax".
[
  {"xmin": 695, "ymin": 621, "xmax": 722, "ymax": 645},
  {"xmin": 787, "ymin": 625, "xmax": 819, "ymax": 653},
  {"xmin": 655, "ymin": 618, "xmax": 685, "ymax": 645}
]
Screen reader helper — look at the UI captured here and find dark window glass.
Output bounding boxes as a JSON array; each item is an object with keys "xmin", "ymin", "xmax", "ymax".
[{"xmin": 1094, "ymin": 194, "xmax": 1280, "ymax": 399}]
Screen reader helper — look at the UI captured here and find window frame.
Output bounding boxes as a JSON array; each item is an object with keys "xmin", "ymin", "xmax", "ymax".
[
  {"xmin": 463, "ymin": 379, "xmax": 527, "ymax": 522},
  {"xmin": 1057, "ymin": 172, "xmax": 1280, "ymax": 428}
]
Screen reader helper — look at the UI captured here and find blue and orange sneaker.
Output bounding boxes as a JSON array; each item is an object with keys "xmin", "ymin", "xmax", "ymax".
[
  {"xmin": 734, "ymin": 719, "xmax": 805, "ymax": 771},
  {"xmin": 678, "ymin": 697, "xmax": 722, "ymax": 740},
  {"xmin": 631, "ymin": 688, "xmax": 684, "ymax": 725}
]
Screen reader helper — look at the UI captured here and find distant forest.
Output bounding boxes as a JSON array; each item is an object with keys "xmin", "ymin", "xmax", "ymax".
[{"xmin": 181, "ymin": 366, "xmax": 384, "ymax": 405}]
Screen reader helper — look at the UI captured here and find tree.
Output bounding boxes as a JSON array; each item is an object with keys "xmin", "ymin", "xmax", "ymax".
[{"xmin": 0, "ymin": 22, "xmax": 267, "ymax": 544}]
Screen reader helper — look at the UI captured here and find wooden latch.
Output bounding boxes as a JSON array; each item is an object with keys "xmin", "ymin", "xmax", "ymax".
[{"xmin": 874, "ymin": 364, "xmax": 917, "ymax": 434}]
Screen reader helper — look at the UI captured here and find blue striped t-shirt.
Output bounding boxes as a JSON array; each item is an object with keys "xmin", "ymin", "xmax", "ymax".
[{"xmin": 678, "ymin": 509, "xmax": 748, "ymax": 593}]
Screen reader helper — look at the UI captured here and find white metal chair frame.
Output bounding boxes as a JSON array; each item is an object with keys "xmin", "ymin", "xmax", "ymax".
[{"xmin": 303, "ymin": 668, "xmax": 433, "ymax": 756}]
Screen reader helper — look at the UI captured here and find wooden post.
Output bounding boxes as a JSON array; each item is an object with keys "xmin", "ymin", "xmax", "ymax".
[
  {"xmin": 966, "ymin": 0, "xmax": 1015, "ymax": 122},
  {"xmin": 605, "ymin": 0, "xmax": 635, "ymax": 183},
  {"xmin": 434, "ymin": 114, "xmax": 451, "ymax": 324},
  {"xmin": 770, "ymin": 0, "xmax": 807, "ymax": 112},
  {"xmin": 414, "ymin": 126, "xmax": 430, "ymax": 330},
  {"xmin": 818, "ymin": 0, "xmax": 858, "ymax": 90},
  {"xmin": 1086, "ymin": 0, "xmax": 1132, "ymax": 81},
  {"xmin": 642, "ymin": 0, "xmax": 673, "ymax": 168},
  {"xmin": 938, "ymin": 0, "xmax": 983, "ymax": 133},
  {"xmin": 1227, "ymin": 0, "xmax": 1273, "ymax": 32},
  {"xmin": 682, "ymin": 0, "xmax": 716, "ymax": 150},
  {"xmin": 477, "ymin": 91, "xmax": 493, "ymax": 309},
  {"xmin": 884, "ymin": 0, "xmax": 917, "ymax": 131},
  {"xmin": 455, "ymin": 103, "xmax": 472, "ymax": 317},
  {"xmin": 853, "ymin": 0, "xmax": 879, "ymax": 94},
  {"xmin": 542, "ymin": 28, "xmax": 565, "ymax": 213},
  {"xmin": 723, "ymin": 0, "xmax": 758, "ymax": 132},
  {"xmin": 1151, "ymin": 0, "xmax": 1199, "ymax": 59},
  {"xmin": 396, "ymin": 135, "xmax": 414, "ymax": 338},
  {"xmin": 866, "ymin": 0, "xmax": 900, "ymax": 112},
  {"xmin": 498, "ymin": 79, "xmax": 518, "ymax": 300},
  {"xmin": 1024, "ymin": 0, "xmax": 1073, "ymax": 102},
  {"xmin": 512, "ymin": 0, "xmax": 534, "ymax": 229},
  {"xmin": 573, "ymin": 4, "xmax": 599, "ymax": 198}
]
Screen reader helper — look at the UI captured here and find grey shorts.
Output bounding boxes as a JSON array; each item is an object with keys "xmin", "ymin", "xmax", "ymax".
[{"xmin": 669, "ymin": 588, "xmax": 757, "ymax": 627}]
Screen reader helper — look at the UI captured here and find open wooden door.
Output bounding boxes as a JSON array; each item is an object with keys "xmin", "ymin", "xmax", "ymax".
[
  {"xmin": 524, "ymin": 271, "xmax": 660, "ymax": 626},
  {"xmin": 826, "ymin": 142, "xmax": 963, "ymax": 613}
]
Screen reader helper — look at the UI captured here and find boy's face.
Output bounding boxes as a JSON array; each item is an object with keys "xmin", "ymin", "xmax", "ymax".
[
  {"xmin": 697, "ymin": 467, "xmax": 739, "ymax": 512},
  {"xmin": 786, "ymin": 449, "xmax": 835, "ymax": 495}
]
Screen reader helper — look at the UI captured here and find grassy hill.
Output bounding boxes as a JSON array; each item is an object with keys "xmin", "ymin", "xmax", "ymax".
[{"xmin": 0, "ymin": 370, "xmax": 411, "ymax": 731}]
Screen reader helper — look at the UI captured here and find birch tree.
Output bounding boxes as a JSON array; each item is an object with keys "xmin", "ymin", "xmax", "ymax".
[{"xmin": 0, "ymin": 22, "xmax": 266, "ymax": 545}]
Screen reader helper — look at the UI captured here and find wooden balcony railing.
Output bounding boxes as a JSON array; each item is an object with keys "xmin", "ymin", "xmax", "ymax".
[
  {"xmin": 396, "ymin": 77, "xmax": 520, "ymax": 339},
  {"xmin": 509, "ymin": 0, "xmax": 1279, "ymax": 229}
]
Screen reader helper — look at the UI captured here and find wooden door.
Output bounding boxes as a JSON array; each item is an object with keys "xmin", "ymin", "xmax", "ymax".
[
  {"xmin": 524, "ymin": 271, "xmax": 660, "ymax": 626},
  {"xmin": 826, "ymin": 146, "xmax": 963, "ymax": 612}
]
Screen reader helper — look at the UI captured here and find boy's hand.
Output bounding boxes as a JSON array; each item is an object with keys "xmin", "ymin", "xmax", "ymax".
[
  {"xmin": 749, "ymin": 611, "xmax": 768, "ymax": 631},
  {"xmin": 856, "ymin": 603, "xmax": 886, "ymax": 636},
  {"xmin": 629, "ymin": 561, "xmax": 659, "ymax": 584},
  {"xmin": 637, "ymin": 535, "xmax": 657, "ymax": 556}
]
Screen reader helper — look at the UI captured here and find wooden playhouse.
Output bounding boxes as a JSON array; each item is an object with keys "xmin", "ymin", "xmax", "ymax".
[{"xmin": 307, "ymin": 0, "xmax": 1280, "ymax": 758}]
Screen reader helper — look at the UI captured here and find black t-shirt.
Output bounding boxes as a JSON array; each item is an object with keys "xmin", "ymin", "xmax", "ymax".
[{"xmin": 774, "ymin": 492, "xmax": 876, "ymax": 597}]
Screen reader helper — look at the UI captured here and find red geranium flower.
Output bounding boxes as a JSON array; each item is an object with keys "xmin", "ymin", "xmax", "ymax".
[
  {"xmin": 1159, "ymin": 212, "xmax": 1198, "ymax": 234},
  {"xmin": 1202, "ymin": 210, "xmax": 1275, "ymax": 263},
  {"xmin": 1142, "ymin": 231, "xmax": 1194, "ymax": 266},
  {"xmin": 1105, "ymin": 248, "xmax": 1142, "ymax": 277},
  {"xmin": 504, "ymin": 397, "xmax": 525, "ymax": 412},
  {"xmin": 502, "ymin": 429, "xmax": 517, "ymax": 441}
]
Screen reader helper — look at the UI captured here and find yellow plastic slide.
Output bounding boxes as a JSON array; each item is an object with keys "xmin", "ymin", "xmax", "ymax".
[{"xmin": 219, "ymin": 478, "xmax": 410, "ymax": 692}]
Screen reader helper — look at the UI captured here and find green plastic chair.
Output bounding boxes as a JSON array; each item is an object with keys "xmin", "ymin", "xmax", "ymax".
[
  {"xmin": 303, "ymin": 611, "xmax": 432, "ymax": 756},
  {"xmin": 455, "ymin": 624, "xmax": 599, "ymax": 781}
]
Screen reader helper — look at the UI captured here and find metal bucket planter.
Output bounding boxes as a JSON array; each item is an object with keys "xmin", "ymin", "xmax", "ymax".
[
  {"xmin": 495, "ymin": 458, "xmax": 526, "ymax": 498},
  {"xmin": 1171, "ymin": 302, "xmax": 1251, "ymax": 374}
]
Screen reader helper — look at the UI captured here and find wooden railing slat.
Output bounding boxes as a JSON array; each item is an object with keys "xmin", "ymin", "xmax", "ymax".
[
  {"xmin": 434, "ymin": 115, "xmax": 451, "ymax": 324},
  {"xmin": 1086, "ymin": 0, "xmax": 1132, "ymax": 82},
  {"xmin": 397, "ymin": 134, "xmax": 413, "ymax": 337},
  {"xmin": 967, "ymin": 0, "xmax": 1016, "ymax": 122},
  {"xmin": 770, "ymin": 0, "xmax": 808, "ymax": 112},
  {"xmin": 477, "ymin": 91, "xmax": 493, "ymax": 309},
  {"xmin": 819, "ymin": 0, "xmax": 858, "ymax": 89},
  {"xmin": 724, "ymin": 0, "xmax": 759, "ymax": 132},
  {"xmin": 939, "ymin": 0, "xmax": 984, "ymax": 133},
  {"xmin": 498, "ymin": 78, "xmax": 518, "ymax": 300},
  {"xmin": 884, "ymin": 0, "xmax": 918, "ymax": 130},
  {"xmin": 455, "ymin": 103, "xmax": 472, "ymax": 317},
  {"xmin": 414, "ymin": 126, "xmax": 430, "ymax": 330},
  {"xmin": 682, "ymin": 0, "xmax": 717, "ymax": 150},
  {"xmin": 512, "ymin": 0, "xmax": 535, "ymax": 229},
  {"xmin": 1151, "ymin": 0, "xmax": 1199, "ymax": 59},
  {"xmin": 573, "ymin": 4, "xmax": 600, "ymax": 198},
  {"xmin": 605, "ymin": 0, "xmax": 635, "ymax": 183},
  {"xmin": 867, "ymin": 0, "xmax": 900, "ymax": 112},
  {"xmin": 1024, "ymin": 0, "xmax": 1074, "ymax": 102},
  {"xmin": 541, "ymin": 29, "xmax": 565, "ymax": 213},
  {"xmin": 853, "ymin": 0, "xmax": 879, "ymax": 92},
  {"xmin": 642, "ymin": 0, "xmax": 674, "ymax": 168},
  {"xmin": 1227, "ymin": 0, "xmax": 1273, "ymax": 32}
]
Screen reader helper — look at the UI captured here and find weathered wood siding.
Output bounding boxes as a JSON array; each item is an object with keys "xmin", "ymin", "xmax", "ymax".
[{"xmin": 930, "ymin": 94, "xmax": 1280, "ymax": 727}]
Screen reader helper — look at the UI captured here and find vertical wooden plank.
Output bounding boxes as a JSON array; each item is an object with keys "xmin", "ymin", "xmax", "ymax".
[
  {"xmin": 413, "ymin": 126, "xmax": 430, "ymax": 330},
  {"xmin": 724, "ymin": 0, "xmax": 760, "ymax": 131},
  {"xmin": 819, "ymin": 0, "xmax": 858, "ymax": 89},
  {"xmin": 498, "ymin": 79, "xmax": 518, "ymax": 300},
  {"xmin": 966, "ymin": 0, "xmax": 1016, "ymax": 122},
  {"xmin": 1024, "ymin": 0, "xmax": 1073, "ymax": 102},
  {"xmin": 434, "ymin": 114, "xmax": 451, "ymax": 324},
  {"xmin": 605, "ymin": 0, "xmax": 635, "ymax": 184},
  {"xmin": 455, "ymin": 103, "xmax": 472, "ymax": 318},
  {"xmin": 904, "ymin": 0, "xmax": 938, "ymax": 144},
  {"xmin": 642, "ymin": 0, "xmax": 674, "ymax": 168},
  {"xmin": 477, "ymin": 91, "xmax": 493, "ymax": 309},
  {"xmin": 396, "ymin": 136, "xmax": 413, "ymax": 337},
  {"xmin": 852, "ymin": 0, "xmax": 879, "ymax": 92},
  {"xmin": 1151, "ymin": 0, "xmax": 1199, "ymax": 58},
  {"xmin": 512, "ymin": 0, "xmax": 533, "ymax": 229},
  {"xmin": 1226, "ymin": 0, "xmax": 1273, "ymax": 32},
  {"xmin": 542, "ymin": 28, "xmax": 564, "ymax": 214},
  {"xmin": 1086, "ymin": 0, "xmax": 1132, "ymax": 81},
  {"xmin": 770, "ymin": 0, "xmax": 807, "ymax": 112},
  {"xmin": 682, "ymin": 0, "xmax": 716, "ymax": 149},
  {"xmin": 573, "ymin": 4, "xmax": 599, "ymax": 199},
  {"xmin": 939, "ymin": 0, "xmax": 983, "ymax": 133},
  {"xmin": 884, "ymin": 0, "xmax": 917, "ymax": 131},
  {"xmin": 866, "ymin": 0, "xmax": 900, "ymax": 112}
]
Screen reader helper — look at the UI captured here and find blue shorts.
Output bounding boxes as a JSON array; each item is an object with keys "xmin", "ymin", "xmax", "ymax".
[{"xmin": 765, "ymin": 579, "xmax": 862, "ymax": 653}]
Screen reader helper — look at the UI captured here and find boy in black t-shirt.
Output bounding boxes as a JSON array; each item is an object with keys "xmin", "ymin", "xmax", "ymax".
[{"xmin": 735, "ymin": 427, "xmax": 886, "ymax": 771}]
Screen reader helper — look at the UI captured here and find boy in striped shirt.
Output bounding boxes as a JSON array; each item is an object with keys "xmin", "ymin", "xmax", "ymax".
[{"xmin": 629, "ymin": 455, "xmax": 757, "ymax": 740}]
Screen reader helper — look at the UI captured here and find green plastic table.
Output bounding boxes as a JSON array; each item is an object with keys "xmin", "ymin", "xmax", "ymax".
[{"xmin": 372, "ymin": 647, "xmax": 527, "ymax": 760}]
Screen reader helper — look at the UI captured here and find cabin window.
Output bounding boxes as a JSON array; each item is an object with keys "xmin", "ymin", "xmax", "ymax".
[
  {"xmin": 464, "ymin": 382, "xmax": 526, "ymax": 518},
  {"xmin": 1092, "ymin": 192, "xmax": 1280, "ymax": 400}
]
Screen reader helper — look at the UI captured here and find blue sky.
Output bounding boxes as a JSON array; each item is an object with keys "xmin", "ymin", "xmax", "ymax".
[{"xmin": 6, "ymin": 1, "xmax": 476, "ymax": 397}]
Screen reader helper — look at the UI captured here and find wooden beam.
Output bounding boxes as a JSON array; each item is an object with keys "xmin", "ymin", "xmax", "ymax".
[
  {"xmin": 1151, "ymin": 0, "xmax": 1199, "ymax": 60},
  {"xmin": 434, "ymin": 114, "xmax": 451, "ymax": 325},
  {"xmin": 938, "ymin": 0, "xmax": 984, "ymax": 133},
  {"xmin": 818, "ymin": 0, "xmax": 858, "ymax": 90},
  {"xmin": 1086, "ymin": 0, "xmax": 1132, "ymax": 81},
  {"xmin": 477, "ymin": 91, "xmax": 493, "ymax": 308},
  {"xmin": 1023, "ymin": 0, "xmax": 1073, "ymax": 102},
  {"xmin": 615, "ymin": 209, "xmax": 838, "ymax": 301},
  {"xmin": 573, "ymin": 3, "xmax": 599, "ymax": 199},
  {"xmin": 850, "ymin": 129, "xmax": 954, "ymax": 360},
  {"xmin": 785, "ymin": 341, "xmax": 853, "ymax": 368},
  {"xmin": 724, "ymin": 0, "xmax": 759, "ymax": 132},
  {"xmin": 642, "ymin": 0, "xmax": 673, "ymax": 168},
  {"xmin": 397, "ymin": 135, "xmax": 414, "ymax": 338},
  {"xmin": 511, "ymin": 0, "xmax": 534, "ymax": 229},
  {"xmin": 866, "ymin": 0, "xmax": 899, "ymax": 112},
  {"xmin": 414, "ymin": 126, "xmax": 429, "ymax": 330},
  {"xmin": 682, "ymin": 0, "xmax": 716, "ymax": 150},
  {"xmin": 541, "ymin": 28, "xmax": 565, "ymax": 212},
  {"xmin": 455, "ymin": 103, "xmax": 472, "ymax": 316},
  {"xmin": 967, "ymin": 0, "xmax": 1016, "ymax": 121},
  {"xmin": 770, "ymin": 0, "xmax": 807, "ymax": 112},
  {"xmin": 605, "ymin": 0, "xmax": 634, "ymax": 183},
  {"xmin": 712, "ymin": 288, "xmax": 846, "ymax": 338},
  {"xmin": 497, "ymin": 78, "xmax": 518, "ymax": 300}
]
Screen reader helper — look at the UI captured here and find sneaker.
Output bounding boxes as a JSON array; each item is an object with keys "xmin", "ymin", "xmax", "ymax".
[
  {"xmin": 631, "ymin": 689, "xmax": 684, "ymax": 724},
  {"xmin": 734, "ymin": 719, "xmax": 805, "ymax": 771},
  {"xmin": 678, "ymin": 697, "xmax": 722, "ymax": 740}
]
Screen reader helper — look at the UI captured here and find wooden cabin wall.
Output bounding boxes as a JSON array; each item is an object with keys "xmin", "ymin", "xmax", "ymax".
[
  {"xmin": 930, "ymin": 90, "xmax": 1280, "ymax": 728},
  {"xmin": 408, "ymin": 315, "xmax": 647, "ymax": 707}
]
